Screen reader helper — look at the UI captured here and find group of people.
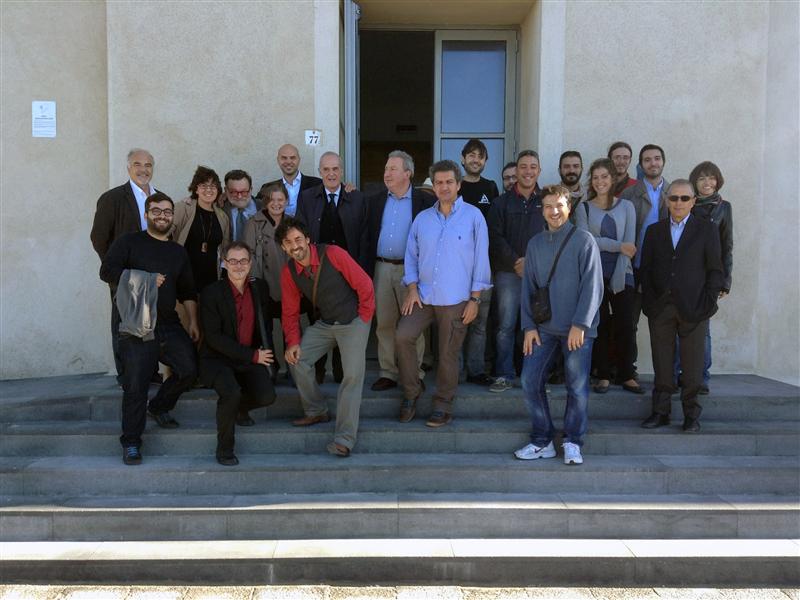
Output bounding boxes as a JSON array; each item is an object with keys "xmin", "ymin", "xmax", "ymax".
[{"xmin": 91, "ymin": 138, "xmax": 732, "ymax": 467}]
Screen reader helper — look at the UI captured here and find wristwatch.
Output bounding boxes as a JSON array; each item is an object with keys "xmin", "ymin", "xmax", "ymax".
[{"xmin": 469, "ymin": 296, "xmax": 482, "ymax": 305}]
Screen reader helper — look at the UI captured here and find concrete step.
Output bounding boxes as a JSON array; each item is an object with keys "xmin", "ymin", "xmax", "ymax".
[
  {"xmin": 2, "ymin": 538, "xmax": 797, "ymax": 586},
  {"xmin": 1, "ymin": 453, "xmax": 797, "ymax": 497},
  {"xmin": 1, "ymin": 492, "xmax": 798, "ymax": 542},
  {"xmin": 3, "ymin": 383, "xmax": 799, "ymax": 423},
  {"xmin": 2, "ymin": 418, "xmax": 798, "ymax": 457}
]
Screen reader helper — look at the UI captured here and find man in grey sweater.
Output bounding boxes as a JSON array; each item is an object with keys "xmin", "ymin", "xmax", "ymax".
[{"xmin": 515, "ymin": 184, "xmax": 603, "ymax": 465}]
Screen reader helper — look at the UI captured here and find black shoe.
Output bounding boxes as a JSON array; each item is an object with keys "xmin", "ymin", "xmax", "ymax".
[
  {"xmin": 149, "ymin": 410, "xmax": 179, "ymax": 429},
  {"xmin": 641, "ymin": 413, "xmax": 670, "ymax": 429},
  {"xmin": 216, "ymin": 454, "xmax": 239, "ymax": 466},
  {"xmin": 236, "ymin": 413, "xmax": 255, "ymax": 427},
  {"xmin": 467, "ymin": 374, "xmax": 494, "ymax": 386},
  {"xmin": 698, "ymin": 385, "xmax": 710, "ymax": 395},
  {"xmin": 683, "ymin": 418, "xmax": 701, "ymax": 433},
  {"xmin": 123, "ymin": 446, "xmax": 142, "ymax": 465},
  {"xmin": 371, "ymin": 377, "xmax": 397, "ymax": 391}
]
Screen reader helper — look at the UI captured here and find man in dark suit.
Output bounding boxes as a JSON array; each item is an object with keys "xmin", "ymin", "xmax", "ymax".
[
  {"xmin": 639, "ymin": 179, "xmax": 723, "ymax": 433},
  {"xmin": 199, "ymin": 241, "xmax": 276, "ymax": 466},
  {"xmin": 222, "ymin": 169, "xmax": 262, "ymax": 243},
  {"xmin": 295, "ymin": 151, "xmax": 369, "ymax": 383},
  {"xmin": 367, "ymin": 150, "xmax": 434, "ymax": 391},
  {"xmin": 257, "ymin": 144, "xmax": 322, "ymax": 217},
  {"xmin": 91, "ymin": 148, "xmax": 157, "ymax": 382}
]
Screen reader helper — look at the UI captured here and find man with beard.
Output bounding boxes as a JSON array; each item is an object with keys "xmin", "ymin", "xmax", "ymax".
[
  {"xmin": 608, "ymin": 141, "xmax": 638, "ymax": 195},
  {"xmin": 100, "ymin": 192, "xmax": 199, "ymax": 465},
  {"xmin": 501, "ymin": 162, "xmax": 517, "ymax": 193},
  {"xmin": 91, "ymin": 148, "xmax": 158, "ymax": 383},
  {"xmin": 277, "ymin": 217, "xmax": 375, "ymax": 457},
  {"xmin": 621, "ymin": 144, "xmax": 669, "ymax": 370},
  {"xmin": 222, "ymin": 170, "xmax": 261, "ymax": 242},
  {"xmin": 457, "ymin": 139, "xmax": 497, "ymax": 386},
  {"xmin": 258, "ymin": 144, "xmax": 322, "ymax": 217},
  {"xmin": 558, "ymin": 151, "xmax": 586, "ymax": 212}
]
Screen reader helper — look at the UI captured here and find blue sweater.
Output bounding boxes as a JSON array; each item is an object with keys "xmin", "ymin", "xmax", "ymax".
[{"xmin": 521, "ymin": 224, "xmax": 604, "ymax": 338}]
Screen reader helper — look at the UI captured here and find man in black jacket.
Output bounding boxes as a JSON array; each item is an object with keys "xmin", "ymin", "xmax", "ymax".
[
  {"xmin": 367, "ymin": 150, "xmax": 434, "ymax": 391},
  {"xmin": 199, "ymin": 242, "xmax": 276, "ymax": 466},
  {"xmin": 639, "ymin": 179, "xmax": 723, "ymax": 432},
  {"xmin": 91, "ymin": 148, "xmax": 157, "ymax": 382}
]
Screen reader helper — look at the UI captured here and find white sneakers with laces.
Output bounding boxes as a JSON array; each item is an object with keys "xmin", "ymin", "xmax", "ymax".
[
  {"xmin": 514, "ymin": 441, "xmax": 556, "ymax": 460},
  {"xmin": 562, "ymin": 442, "xmax": 583, "ymax": 465}
]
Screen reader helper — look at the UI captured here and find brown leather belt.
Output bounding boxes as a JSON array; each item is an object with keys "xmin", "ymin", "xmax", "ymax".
[{"xmin": 376, "ymin": 257, "xmax": 404, "ymax": 265}]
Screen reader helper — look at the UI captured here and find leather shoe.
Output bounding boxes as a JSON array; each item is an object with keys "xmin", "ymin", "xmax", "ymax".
[
  {"xmin": 236, "ymin": 413, "xmax": 255, "ymax": 427},
  {"xmin": 683, "ymin": 418, "xmax": 701, "ymax": 433},
  {"xmin": 216, "ymin": 454, "xmax": 239, "ymax": 466},
  {"xmin": 698, "ymin": 385, "xmax": 710, "ymax": 395},
  {"xmin": 622, "ymin": 382, "xmax": 646, "ymax": 395},
  {"xmin": 593, "ymin": 381, "xmax": 610, "ymax": 394},
  {"xmin": 326, "ymin": 442, "xmax": 350, "ymax": 457},
  {"xmin": 371, "ymin": 377, "xmax": 397, "ymax": 391},
  {"xmin": 399, "ymin": 396, "xmax": 417, "ymax": 423},
  {"xmin": 426, "ymin": 410, "xmax": 453, "ymax": 428},
  {"xmin": 467, "ymin": 374, "xmax": 494, "ymax": 386},
  {"xmin": 149, "ymin": 410, "xmax": 179, "ymax": 429},
  {"xmin": 292, "ymin": 413, "xmax": 331, "ymax": 427},
  {"xmin": 641, "ymin": 413, "xmax": 670, "ymax": 429}
]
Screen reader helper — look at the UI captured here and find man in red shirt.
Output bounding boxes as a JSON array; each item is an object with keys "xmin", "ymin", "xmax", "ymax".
[
  {"xmin": 199, "ymin": 242, "xmax": 276, "ymax": 466},
  {"xmin": 278, "ymin": 217, "xmax": 375, "ymax": 457}
]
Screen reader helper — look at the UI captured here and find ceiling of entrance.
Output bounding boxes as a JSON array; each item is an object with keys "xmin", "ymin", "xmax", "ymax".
[{"xmin": 357, "ymin": 0, "xmax": 536, "ymax": 27}]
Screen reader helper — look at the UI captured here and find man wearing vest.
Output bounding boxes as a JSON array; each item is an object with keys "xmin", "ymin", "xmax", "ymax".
[{"xmin": 277, "ymin": 217, "xmax": 375, "ymax": 457}]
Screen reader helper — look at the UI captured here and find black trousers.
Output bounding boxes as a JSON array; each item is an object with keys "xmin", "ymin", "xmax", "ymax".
[
  {"xmin": 210, "ymin": 361, "xmax": 276, "ymax": 457},
  {"xmin": 648, "ymin": 302, "xmax": 706, "ymax": 420},
  {"xmin": 594, "ymin": 284, "xmax": 636, "ymax": 381}
]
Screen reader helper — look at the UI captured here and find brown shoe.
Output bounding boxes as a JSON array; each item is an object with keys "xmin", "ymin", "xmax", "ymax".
[
  {"xmin": 426, "ymin": 410, "xmax": 453, "ymax": 428},
  {"xmin": 292, "ymin": 413, "xmax": 331, "ymax": 427},
  {"xmin": 326, "ymin": 442, "xmax": 351, "ymax": 457},
  {"xmin": 399, "ymin": 396, "xmax": 417, "ymax": 423},
  {"xmin": 371, "ymin": 377, "xmax": 397, "ymax": 391}
]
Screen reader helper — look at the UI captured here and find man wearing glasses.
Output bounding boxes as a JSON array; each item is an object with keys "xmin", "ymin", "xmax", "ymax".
[
  {"xmin": 639, "ymin": 180, "xmax": 723, "ymax": 433},
  {"xmin": 222, "ymin": 170, "xmax": 261, "ymax": 243},
  {"xmin": 199, "ymin": 241, "xmax": 276, "ymax": 466},
  {"xmin": 100, "ymin": 193, "xmax": 199, "ymax": 465}
]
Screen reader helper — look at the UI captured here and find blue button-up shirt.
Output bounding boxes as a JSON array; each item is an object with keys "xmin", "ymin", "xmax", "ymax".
[
  {"xmin": 670, "ymin": 213, "xmax": 690, "ymax": 249},
  {"xmin": 230, "ymin": 197, "xmax": 259, "ymax": 241},
  {"xmin": 376, "ymin": 185, "xmax": 414, "ymax": 260},
  {"xmin": 283, "ymin": 173, "xmax": 303, "ymax": 216},
  {"xmin": 403, "ymin": 197, "xmax": 492, "ymax": 306},
  {"xmin": 129, "ymin": 180, "xmax": 155, "ymax": 231},
  {"xmin": 635, "ymin": 178, "xmax": 664, "ymax": 268}
]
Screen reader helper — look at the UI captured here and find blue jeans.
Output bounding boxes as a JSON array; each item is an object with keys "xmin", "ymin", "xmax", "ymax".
[
  {"xmin": 118, "ymin": 320, "xmax": 197, "ymax": 447},
  {"xmin": 673, "ymin": 320, "xmax": 712, "ymax": 385},
  {"xmin": 461, "ymin": 288, "xmax": 492, "ymax": 377},
  {"xmin": 521, "ymin": 330, "xmax": 593, "ymax": 447},
  {"xmin": 493, "ymin": 271, "xmax": 522, "ymax": 379}
]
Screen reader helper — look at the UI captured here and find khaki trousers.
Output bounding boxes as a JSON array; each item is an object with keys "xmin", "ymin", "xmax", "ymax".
[
  {"xmin": 374, "ymin": 261, "xmax": 424, "ymax": 381},
  {"xmin": 396, "ymin": 302, "xmax": 468, "ymax": 414}
]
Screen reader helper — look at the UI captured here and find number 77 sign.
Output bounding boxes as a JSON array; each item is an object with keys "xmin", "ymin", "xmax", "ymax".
[{"xmin": 304, "ymin": 130, "xmax": 321, "ymax": 146}]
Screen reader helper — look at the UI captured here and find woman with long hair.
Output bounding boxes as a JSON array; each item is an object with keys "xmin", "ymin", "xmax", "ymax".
[{"xmin": 576, "ymin": 158, "xmax": 642, "ymax": 394}]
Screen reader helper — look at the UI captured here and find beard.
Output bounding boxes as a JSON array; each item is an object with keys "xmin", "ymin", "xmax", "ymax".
[
  {"xmin": 147, "ymin": 219, "xmax": 171, "ymax": 235},
  {"xmin": 560, "ymin": 172, "xmax": 580, "ymax": 185}
]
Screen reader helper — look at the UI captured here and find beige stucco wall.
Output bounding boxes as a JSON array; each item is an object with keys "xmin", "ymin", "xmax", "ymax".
[
  {"xmin": 1, "ymin": 0, "xmax": 340, "ymax": 379},
  {"xmin": 1, "ymin": 1, "xmax": 110, "ymax": 378},
  {"xmin": 756, "ymin": 0, "xmax": 800, "ymax": 385}
]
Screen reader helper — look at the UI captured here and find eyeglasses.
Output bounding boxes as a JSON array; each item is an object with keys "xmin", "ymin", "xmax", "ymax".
[
  {"xmin": 225, "ymin": 257, "xmax": 251, "ymax": 266},
  {"xmin": 197, "ymin": 184, "xmax": 217, "ymax": 191},
  {"xmin": 227, "ymin": 189, "xmax": 251, "ymax": 197},
  {"xmin": 667, "ymin": 195, "xmax": 694, "ymax": 203},
  {"xmin": 148, "ymin": 208, "xmax": 174, "ymax": 216}
]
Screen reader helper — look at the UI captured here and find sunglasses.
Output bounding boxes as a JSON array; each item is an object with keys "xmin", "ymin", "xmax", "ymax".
[{"xmin": 667, "ymin": 195, "xmax": 694, "ymax": 203}]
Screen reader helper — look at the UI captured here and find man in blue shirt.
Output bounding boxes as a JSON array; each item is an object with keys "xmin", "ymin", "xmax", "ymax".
[
  {"xmin": 396, "ymin": 160, "xmax": 492, "ymax": 427},
  {"xmin": 222, "ymin": 170, "xmax": 261, "ymax": 242}
]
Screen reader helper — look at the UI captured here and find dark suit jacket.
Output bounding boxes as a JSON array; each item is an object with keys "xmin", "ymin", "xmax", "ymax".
[
  {"xmin": 296, "ymin": 184, "xmax": 370, "ymax": 272},
  {"xmin": 620, "ymin": 179, "xmax": 669, "ymax": 251},
  {"xmin": 640, "ymin": 215, "xmax": 724, "ymax": 323},
  {"xmin": 198, "ymin": 277, "xmax": 274, "ymax": 385},
  {"xmin": 256, "ymin": 173, "xmax": 322, "ymax": 201},
  {"xmin": 365, "ymin": 187, "xmax": 434, "ymax": 276},
  {"xmin": 90, "ymin": 182, "xmax": 151, "ymax": 260}
]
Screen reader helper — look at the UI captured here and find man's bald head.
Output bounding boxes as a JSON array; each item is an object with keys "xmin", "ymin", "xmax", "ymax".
[{"xmin": 276, "ymin": 144, "xmax": 301, "ymax": 180}]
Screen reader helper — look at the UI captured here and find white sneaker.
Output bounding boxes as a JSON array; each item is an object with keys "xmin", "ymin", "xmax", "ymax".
[
  {"xmin": 489, "ymin": 377, "xmax": 513, "ymax": 393},
  {"xmin": 514, "ymin": 441, "xmax": 556, "ymax": 460},
  {"xmin": 562, "ymin": 442, "xmax": 583, "ymax": 465}
]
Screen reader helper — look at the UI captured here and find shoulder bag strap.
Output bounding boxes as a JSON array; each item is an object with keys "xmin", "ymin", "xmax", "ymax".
[
  {"xmin": 312, "ymin": 244, "xmax": 327, "ymax": 312},
  {"xmin": 545, "ymin": 226, "xmax": 577, "ymax": 286}
]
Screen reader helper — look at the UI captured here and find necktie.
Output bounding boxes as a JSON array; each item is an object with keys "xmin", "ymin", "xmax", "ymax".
[
  {"xmin": 328, "ymin": 193, "xmax": 337, "ymax": 210},
  {"xmin": 235, "ymin": 208, "xmax": 246, "ymax": 242}
]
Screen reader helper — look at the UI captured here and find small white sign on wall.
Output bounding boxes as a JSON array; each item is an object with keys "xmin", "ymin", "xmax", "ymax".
[
  {"xmin": 32, "ymin": 101, "xmax": 56, "ymax": 138},
  {"xmin": 304, "ymin": 129, "xmax": 321, "ymax": 146}
]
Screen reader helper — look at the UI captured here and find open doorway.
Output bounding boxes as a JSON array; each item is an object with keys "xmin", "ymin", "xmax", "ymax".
[{"xmin": 359, "ymin": 31, "xmax": 434, "ymax": 195}]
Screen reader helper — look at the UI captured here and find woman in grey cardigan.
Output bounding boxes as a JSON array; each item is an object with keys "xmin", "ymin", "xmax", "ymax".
[{"xmin": 576, "ymin": 158, "xmax": 643, "ymax": 394}]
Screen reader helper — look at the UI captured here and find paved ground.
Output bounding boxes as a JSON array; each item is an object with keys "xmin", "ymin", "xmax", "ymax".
[{"xmin": 0, "ymin": 587, "xmax": 797, "ymax": 599}]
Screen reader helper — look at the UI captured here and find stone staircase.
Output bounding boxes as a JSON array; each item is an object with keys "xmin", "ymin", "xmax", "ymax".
[{"xmin": 0, "ymin": 372, "xmax": 798, "ymax": 586}]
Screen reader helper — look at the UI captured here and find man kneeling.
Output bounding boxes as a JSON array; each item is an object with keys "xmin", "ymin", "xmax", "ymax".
[
  {"xmin": 277, "ymin": 217, "xmax": 375, "ymax": 457},
  {"xmin": 200, "ymin": 242, "xmax": 276, "ymax": 466}
]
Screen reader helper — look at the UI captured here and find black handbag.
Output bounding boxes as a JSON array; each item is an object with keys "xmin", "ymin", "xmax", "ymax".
[{"xmin": 531, "ymin": 226, "xmax": 576, "ymax": 324}]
